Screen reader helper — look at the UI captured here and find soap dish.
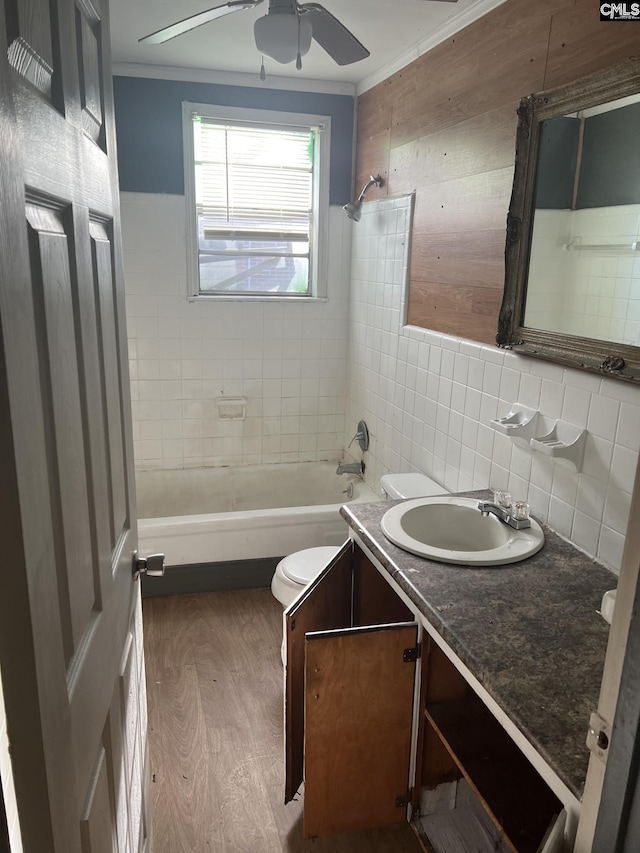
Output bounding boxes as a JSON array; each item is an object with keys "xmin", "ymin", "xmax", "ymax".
[
  {"xmin": 216, "ymin": 396, "xmax": 247, "ymax": 421},
  {"xmin": 529, "ymin": 420, "xmax": 586, "ymax": 472},
  {"xmin": 491, "ymin": 405, "xmax": 539, "ymax": 440}
]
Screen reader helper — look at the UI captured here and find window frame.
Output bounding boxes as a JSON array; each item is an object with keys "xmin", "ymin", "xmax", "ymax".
[{"xmin": 182, "ymin": 101, "xmax": 331, "ymax": 302}]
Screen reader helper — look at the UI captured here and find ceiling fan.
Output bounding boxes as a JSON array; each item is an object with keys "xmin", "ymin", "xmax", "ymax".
[{"xmin": 139, "ymin": 0, "xmax": 459, "ymax": 71}]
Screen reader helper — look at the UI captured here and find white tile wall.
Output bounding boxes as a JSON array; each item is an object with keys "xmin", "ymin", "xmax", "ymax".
[
  {"xmin": 527, "ymin": 206, "xmax": 640, "ymax": 344},
  {"xmin": 344, "ymin": 197, "xmax": 640, "ymax": 573},
  {"xmin": 0, "ymin": 672, "xmax": 24, "ymax": 853},
  {"xmin": 121, "ymin": 193, "xmax": 351, "ymax": 470}
]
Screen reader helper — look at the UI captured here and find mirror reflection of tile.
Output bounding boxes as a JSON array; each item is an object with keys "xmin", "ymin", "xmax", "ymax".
[{"xmin": 527, "ymin": 96, "xmax": 640, "ymax": 345}]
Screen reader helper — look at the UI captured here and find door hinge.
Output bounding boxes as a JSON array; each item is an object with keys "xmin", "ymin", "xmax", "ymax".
[
  {"xmin": 587, "ymin": 711, "xmax": 611, "ymax": 765},
  {"xmin": 395, "ymin": 789, "xmax": 413, "ymax": 808},
  {"xmin": 403, "ymin": 644, "xmax": 421, "ymax": 663}
]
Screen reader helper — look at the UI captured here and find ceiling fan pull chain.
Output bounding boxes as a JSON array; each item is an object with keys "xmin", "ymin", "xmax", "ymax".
[
  {"xmin": 296, "ymin": 16, "xmax": 302, "ymax": 70},
  {"xmin": 260, "ymin": 55, "xmax": 266, "ymax": 81}
]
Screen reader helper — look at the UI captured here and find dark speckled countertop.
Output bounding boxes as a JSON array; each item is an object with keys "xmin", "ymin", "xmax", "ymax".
[{"xmin": 340, "ymin": 491, "xmax": 616, "ymax": 801}]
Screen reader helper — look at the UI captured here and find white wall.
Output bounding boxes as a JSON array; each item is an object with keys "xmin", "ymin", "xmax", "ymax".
[
  {"xmin": 344, "ymin": 197, "xmax": 640, "ymax": 573},
  {"xmin": 121, "ymin": 192, "xmax": 351, "ymax": 471}
]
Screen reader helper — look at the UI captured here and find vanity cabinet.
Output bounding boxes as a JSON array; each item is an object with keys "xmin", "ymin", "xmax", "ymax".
[
  {"xmin": 284, "ymin": 539, "xmax": 419, "ymax": 837},
  {"xmin": 284, "ymin": 537, "xmax": 567, "ymax": 852},
  {"xmin": 417, "ymin": 640, "xmax": 565, "ymax": 853}
]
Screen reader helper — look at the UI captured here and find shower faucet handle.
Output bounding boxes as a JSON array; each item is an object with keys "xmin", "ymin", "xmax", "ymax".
[{"xmin": 348, "ymin": 420, "xmax": 370, "ymax": 452}]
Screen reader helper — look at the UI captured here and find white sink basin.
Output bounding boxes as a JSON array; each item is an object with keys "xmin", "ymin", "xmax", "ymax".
[{"xmin": 381, "ymin": 496, "xmax": 545, "ymax": 566}]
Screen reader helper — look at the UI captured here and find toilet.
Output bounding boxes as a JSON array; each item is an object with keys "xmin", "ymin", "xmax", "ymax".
[
  {"xmin": 270, "ymin": 545, "xmax": 343, "ymax": 609},
  {"xmin": 270, "ymin": 473, "xmax": 447, "ymax": 609}
]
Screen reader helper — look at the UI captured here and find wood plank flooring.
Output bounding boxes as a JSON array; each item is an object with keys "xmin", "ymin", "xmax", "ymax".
[{"xmin": 143, "ymin": 588, "xmax": 423, "ymax": 852}]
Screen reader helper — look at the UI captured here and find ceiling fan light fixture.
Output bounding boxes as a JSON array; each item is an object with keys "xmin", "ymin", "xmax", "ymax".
[{"xmin": 254, "ymin": 12, "xmax": 312, "ymax": 64}]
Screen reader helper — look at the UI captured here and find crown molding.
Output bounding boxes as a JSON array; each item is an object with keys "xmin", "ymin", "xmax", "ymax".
[
  {"xmin": 112, "ymin": 62, "xmax": 357, "ymax": 97},
  {"xmin": 356, "ymin": 0, "xmax": 509, "ymax": 95}
]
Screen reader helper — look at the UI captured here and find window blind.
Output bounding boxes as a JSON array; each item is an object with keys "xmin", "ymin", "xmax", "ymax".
[
  {"xmin": 192, "ymin": 114, "xmax": 316, "ymax": 294},
  {"xmin": 195, "ymin": 118, "xmax": 313, "ymax": 235}
]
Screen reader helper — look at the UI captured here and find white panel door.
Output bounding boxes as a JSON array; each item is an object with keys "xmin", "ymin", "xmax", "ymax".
[{"xmin": 0, "ymin": 0, "xmax": 150, "ymax": 850}]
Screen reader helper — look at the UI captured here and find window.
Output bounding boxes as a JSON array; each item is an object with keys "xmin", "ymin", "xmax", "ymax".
[{"xmin": 183, "ymin": 102, "xmax": 330, "ymax": 300}]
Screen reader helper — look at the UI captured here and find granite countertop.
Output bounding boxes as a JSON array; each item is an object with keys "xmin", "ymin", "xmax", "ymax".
[{"xmin": 340, "ymin": 492, "xmax": 616, "ymax": 800}]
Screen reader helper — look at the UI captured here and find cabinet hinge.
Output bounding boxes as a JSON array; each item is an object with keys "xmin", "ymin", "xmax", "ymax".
[
  {"xmin": 587, "ymin": 711, "xmax": 611, "ymax": 765},
  {"xmin": 403, "ymin": 644, "xmax": 421, "ymax": 663},
  {"xmin": 395, "ymin": 789, "xmax": 412, "ymax": 808}
]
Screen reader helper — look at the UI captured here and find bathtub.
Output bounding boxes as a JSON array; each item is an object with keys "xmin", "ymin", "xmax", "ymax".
[{"xmin": 136, "ymin": 462, "xmax": 381, "ymax": 567}]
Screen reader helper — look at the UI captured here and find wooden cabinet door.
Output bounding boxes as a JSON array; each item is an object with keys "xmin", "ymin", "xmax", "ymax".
[
  {"xmin": 304, "ymin": 622, "xmax": 419, "ymax": 838},
  {"xmin": 284, "ymin": 540, "xmax": 353, "ymax": 803}
]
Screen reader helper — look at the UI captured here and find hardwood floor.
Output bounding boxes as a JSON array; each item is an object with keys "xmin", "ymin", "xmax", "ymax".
[{"xmin": 143, "ymin": 588, "xmax": 423, "ymax": 852}]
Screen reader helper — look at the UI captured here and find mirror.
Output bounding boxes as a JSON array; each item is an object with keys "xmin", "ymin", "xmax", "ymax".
[{"xmin": 498, "ymin": 58, "xmax": 640, "ymax": 383}]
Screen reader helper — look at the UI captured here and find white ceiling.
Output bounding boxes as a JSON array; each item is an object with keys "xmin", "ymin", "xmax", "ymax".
[{"xmin": 109, "ymin": 0, "xmax": 503, "ymax": 93}]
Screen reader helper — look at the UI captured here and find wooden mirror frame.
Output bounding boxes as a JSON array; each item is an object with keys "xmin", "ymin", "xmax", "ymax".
[{"xmin": 497, "ymin": 58, "xmax": 640, "ymax": 383}]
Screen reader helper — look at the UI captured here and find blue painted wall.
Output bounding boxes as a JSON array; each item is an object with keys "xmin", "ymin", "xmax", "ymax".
[{"xmin": 113, "ymin": 76, "xmax": 355, "ymax": 205}]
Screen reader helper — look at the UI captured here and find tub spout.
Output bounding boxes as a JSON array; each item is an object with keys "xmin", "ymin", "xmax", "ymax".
[{"xmin": 336, "ymin": 461, "xmax": 365, "ymax": 477}]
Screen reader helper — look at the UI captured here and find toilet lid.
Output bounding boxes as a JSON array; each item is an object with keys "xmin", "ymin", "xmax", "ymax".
[{"xmin": 280, "ymin": 546, "xmax": 342, "ymax": 585}]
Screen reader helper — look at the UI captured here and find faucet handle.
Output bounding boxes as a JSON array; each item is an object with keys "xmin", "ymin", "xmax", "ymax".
[
  {"xmin": 510, "ymin": 500, "xmax": 530, "ymax": 522},
  {"xmin": 492, "ymin": 489, "xmax": 512, "ymax": 508},
  {"xmin": 348, "ymin": 419, "xmax": 369, "ymax": 452}
]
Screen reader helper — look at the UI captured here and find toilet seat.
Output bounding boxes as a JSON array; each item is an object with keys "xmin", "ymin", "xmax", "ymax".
[
  {"xmin": 279, "ymin": 546, "xmax": 341, "ymax": 586},
  {"xmin": 272, "ymin": 473, "xmax": 450, "ymax": 615}
]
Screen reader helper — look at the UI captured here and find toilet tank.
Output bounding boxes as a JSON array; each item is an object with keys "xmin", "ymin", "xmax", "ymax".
[{"xmin": 380, "ymin": 473, "xmax": 448, "ymax": 499}]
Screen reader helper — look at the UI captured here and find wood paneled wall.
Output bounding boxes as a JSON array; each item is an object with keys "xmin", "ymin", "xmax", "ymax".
[{"xmin": 355, "ymin": 0, "xmax": 640, "ymax": 344}]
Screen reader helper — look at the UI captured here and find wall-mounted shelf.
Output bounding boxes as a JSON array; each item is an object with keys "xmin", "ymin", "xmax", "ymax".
[{"xmin": 529, "ymin": 421, "xmax": 586, "ymax": 472}]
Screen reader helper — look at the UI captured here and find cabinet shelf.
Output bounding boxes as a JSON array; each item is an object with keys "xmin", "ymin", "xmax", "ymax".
[{"xmin": 425, "ymin": 697, "xmax": 562, "ymax": 853}]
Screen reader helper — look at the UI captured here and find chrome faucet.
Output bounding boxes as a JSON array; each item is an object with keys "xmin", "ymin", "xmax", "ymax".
[
  {"xmin": 477, "ymin": 501, "xmax": 531, "ymax": 530},
  {"xmin": 336, "ymin": 461, "xmax": 365, "ymax": 476}
]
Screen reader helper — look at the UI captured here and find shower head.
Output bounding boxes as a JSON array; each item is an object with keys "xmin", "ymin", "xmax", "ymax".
[
  {"xmin": 343, "ymin": 200, "xmax": 363, "ymax": 221},
  {"xmin": 343, "ymin": 174, "xmax": 383, "ymax": 221}
]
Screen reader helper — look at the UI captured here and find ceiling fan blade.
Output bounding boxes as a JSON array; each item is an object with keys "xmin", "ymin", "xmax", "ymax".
[
  {"xmin": 139, "ymin": 0, "xmax": 264, "ymax": 45},
  {"xmin": 298, "ymin": 3, "xmax": 369, "ymax": 66}
]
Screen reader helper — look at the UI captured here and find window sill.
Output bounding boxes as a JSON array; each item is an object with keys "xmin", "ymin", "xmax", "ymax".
[{"xmin": 188, "ymin": 294, "xmax": 329, "ymax": 304}]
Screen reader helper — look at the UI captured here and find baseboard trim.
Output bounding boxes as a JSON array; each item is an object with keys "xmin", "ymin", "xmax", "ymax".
[{"xmin": 141, "ymin": 556, "xmax": 282, "ymax": 598}]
